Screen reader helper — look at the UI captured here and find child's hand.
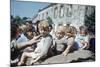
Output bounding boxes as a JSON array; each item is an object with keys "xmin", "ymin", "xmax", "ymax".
[
  {"xmin": 30, "ymin": 60, "xmax": 37, "ymax": 65},
  {"xmin": 17, "ymin": 61, "xmax": 24, "ymax": 66},
  {"xmin": 32, "ymin": 60, "xmax": 37, "ymax": 63},
  {"xmin": 80, "ymin": 40, "xmax": 85, "ymax": 45},
  {"xmin": 80, "ymin": 41, "xmax": 89, "ymax": 50},
  {"xmin": 62, "ymin": 51, "xmax": 68, "ymax": 56}
]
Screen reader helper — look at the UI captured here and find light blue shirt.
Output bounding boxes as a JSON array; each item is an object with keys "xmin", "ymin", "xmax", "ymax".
[{"xmin": 75, "ymin": 34, "xmax": 89, "ymax": 49}]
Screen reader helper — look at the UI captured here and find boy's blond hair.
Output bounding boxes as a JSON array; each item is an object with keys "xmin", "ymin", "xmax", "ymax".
[
  {"xmin": 65, "ymin": 26, "xmax": 77, "ymax": 37},
  {"xmin": 38, "ymin": 20, "xmax": 49, "ymax": 31},
  {"xmin": 56, "ymin": 26, "xmax": 66, "ymax": 34}
]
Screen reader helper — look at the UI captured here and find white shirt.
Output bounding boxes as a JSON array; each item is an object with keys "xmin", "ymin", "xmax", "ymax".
[{"xmin": 34, "ymin": 35, "xmax": 53, "ymax": 57}]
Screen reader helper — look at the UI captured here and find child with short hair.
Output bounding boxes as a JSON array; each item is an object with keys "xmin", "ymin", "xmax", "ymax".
[
  {"xmin": 18, "ymin": 20, "xmax": 53, "ymax": 65},
  {"xmin": 74, "ymin": 25, "xmax": 90, "ymax": 50}
]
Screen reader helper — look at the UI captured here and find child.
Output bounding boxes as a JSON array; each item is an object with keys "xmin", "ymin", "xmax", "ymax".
[
  {"xmin": 53, "ymin": 25, "xmax": 75, "ymax": 56},
  {"xmin": 63, "ymin": 26, "xmax": 76, "ymax": 56},
  {"xmin": 26, "ymin": 29, "xmax": 35, "ymax": 40},
  {"xmin": 18, "ymin": 20, "xmax": 53, "ymax": 65},
  {"xmin": 26, "ymin": 20, "xmax": 35, "ymax": 33},
  {"xmin": 74, "ymin": 25, "xmax": 89, "ymax": 50}
]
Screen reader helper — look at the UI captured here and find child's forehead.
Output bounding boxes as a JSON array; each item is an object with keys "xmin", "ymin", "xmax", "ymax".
[
  {"xmin": 56, "ymin": 30, "xmax": 64, "ymax": 34},
  {"xmin": 39, "ymin": 26, "xmax": 48, "ymax": 29},
  {"xmin": 39, "ymin": 27, "xmax": 49, "ymax": 31}
]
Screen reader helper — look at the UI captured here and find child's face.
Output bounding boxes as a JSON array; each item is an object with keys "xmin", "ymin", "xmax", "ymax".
[
  {"xmin": 27, "ymin": 31, "xmax": 34, "ymax": 39},
  {"xmin": 56, "ymin": 30, "xmax": 64, "ymax": 39},
  {"xmin": 39, "ymin": 28, "xmax": 49, "ymax": 37},
  {"xmin": 80, "ymin": 29, "xmax": 86, "ymax": 35},
  {"xmin": 26, "ymin": 23, "xmax": 32, "ymax": 29},
  {"xmin": 27, "ymin": 32, "xmax": 33, "ymax": 37}
]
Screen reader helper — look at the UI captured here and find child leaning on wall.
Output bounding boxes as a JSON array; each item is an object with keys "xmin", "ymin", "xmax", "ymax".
[
  {"xmin": 74, "ymin": 25, "xmax": 90, "ymax": 50},
  {"xmin": 63, "ymin": 26, "xmax": 76, "ymax": 56}
]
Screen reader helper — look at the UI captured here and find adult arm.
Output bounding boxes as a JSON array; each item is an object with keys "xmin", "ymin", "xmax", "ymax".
[{"xmin": 16, "ymin": 35, "xmax": 41, "ymax": 50}]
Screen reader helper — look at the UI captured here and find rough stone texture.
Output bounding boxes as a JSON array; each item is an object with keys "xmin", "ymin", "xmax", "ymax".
[
  {"xmin": 40, "ymin": 50, "xmax": 94, "ymax": 64},
  {"xmin": 25, "ymin": 50, "xmax": 95, "ymax": 65}
]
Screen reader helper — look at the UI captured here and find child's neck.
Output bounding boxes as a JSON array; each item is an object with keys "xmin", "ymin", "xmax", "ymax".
[{"xmin": 57, "ymin": 36, "xmax": 65, "ymax": 40}]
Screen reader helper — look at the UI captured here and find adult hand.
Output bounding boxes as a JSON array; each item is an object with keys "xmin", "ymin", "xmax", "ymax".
[{"xmin": 29, "ymin": 35, "xmax": 42, "ymax": 45}]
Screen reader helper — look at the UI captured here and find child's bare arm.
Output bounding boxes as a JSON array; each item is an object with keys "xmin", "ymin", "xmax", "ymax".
[
  {"xmin": 62, "ymin": 37, "xmax": 74, "ymax": 56},
  {"xmin": 62, "ymin": 45, "xmax": 72, "ymax": 56},
  {"xmin": 80, "ymin": 42, "xmax": 89, "ymax": 50}
]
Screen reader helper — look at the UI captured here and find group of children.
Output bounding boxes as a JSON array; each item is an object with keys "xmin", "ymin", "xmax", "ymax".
[{"xmin": 11, "ymin": 20, "xmax": 90, "ymax": 66}]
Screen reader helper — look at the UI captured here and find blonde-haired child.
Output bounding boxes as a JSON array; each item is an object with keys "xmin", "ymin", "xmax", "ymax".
[
  {"xmin": 63, "ymin": 26, "xmax": 76, "ymax": 56},
  {"xmin": 18, "ymin": 20, "xmax": 53, "ymax": 65}
]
